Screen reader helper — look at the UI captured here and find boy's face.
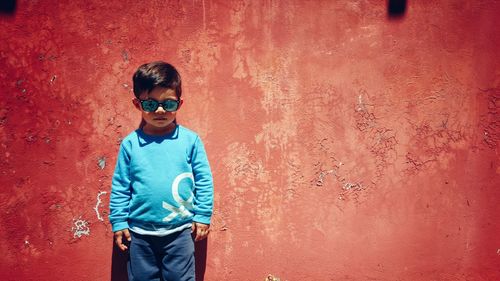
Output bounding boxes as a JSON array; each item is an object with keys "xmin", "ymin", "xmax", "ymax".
[{"xmin": 133, "ymin": 87, "xmax": 183, "ymax": 135}]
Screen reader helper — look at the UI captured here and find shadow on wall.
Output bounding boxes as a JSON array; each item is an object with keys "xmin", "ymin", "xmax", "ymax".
[
  {"xmin": 111, "ymin": 240, "xmax": 128, "ymax": 281},
  {"xmin": 111, "ymin": 238, "xmax": 208, "ymax": 281}
]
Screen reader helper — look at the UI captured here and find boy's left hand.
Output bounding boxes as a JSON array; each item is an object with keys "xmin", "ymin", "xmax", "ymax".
[{"xmin": 191, "ymin": 222, "xmax": 210, "ymax": 241}]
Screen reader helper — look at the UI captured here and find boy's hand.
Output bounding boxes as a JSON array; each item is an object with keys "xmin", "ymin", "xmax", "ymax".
[
  {"xmin": 191, "ymin": 222, "xmax": 210, "ymax": 241},
  {"xmin": 114, "ymin": 229, "xmax": 131, "ymax": 251}
]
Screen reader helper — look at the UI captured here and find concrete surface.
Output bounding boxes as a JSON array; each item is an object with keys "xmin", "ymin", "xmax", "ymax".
[{"xmin": 0, "ymin": 0, "xmax": 499, "ymax": 280}]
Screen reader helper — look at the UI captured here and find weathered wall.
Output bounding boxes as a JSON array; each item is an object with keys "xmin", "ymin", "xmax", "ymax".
[{"xmin": 1, "ymin": 1, "xmax": 499, "ymax": 280}]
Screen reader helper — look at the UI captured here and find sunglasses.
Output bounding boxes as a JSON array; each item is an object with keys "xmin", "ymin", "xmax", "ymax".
[{"xmin": 138, "ymin": 99, "xmax": 180, "ymax": 112}]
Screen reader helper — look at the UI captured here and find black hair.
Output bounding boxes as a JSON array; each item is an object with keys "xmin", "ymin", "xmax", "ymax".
[{"xmin": 132, "ymin": 61, "xmax": 182, "ymax": 99}]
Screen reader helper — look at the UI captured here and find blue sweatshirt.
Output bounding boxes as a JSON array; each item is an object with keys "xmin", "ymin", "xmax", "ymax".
[{"xmin": 109, "ymin": 125, "xmax": 214, "ymax": 235}]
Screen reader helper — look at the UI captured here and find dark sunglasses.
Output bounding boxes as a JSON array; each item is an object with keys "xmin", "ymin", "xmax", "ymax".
[{"xmin": 138, "ymin": 99, "xmax": 180, "ymax": 112}]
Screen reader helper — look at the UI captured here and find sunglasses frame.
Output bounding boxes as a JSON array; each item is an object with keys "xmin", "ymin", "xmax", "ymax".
[{"xmin": 137, "ymin": 99, "xmax": 180, "ymax": 112}]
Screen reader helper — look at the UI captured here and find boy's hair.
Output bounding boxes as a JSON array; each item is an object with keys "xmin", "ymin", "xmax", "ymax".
[{"xmin": 132, "ymin": 61, "xmax": 182, "ymax": 99}]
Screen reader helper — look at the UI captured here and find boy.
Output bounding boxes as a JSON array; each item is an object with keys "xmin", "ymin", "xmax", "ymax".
[{"xmin": 109, "ymin": 61, "xmax": 214, "ymax": 281}]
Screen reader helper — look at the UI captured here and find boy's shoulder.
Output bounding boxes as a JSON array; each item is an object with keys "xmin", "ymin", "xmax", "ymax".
[
  {"xmin": 177, "ymin": 124, "xmax": 200, "ymax": 138},
  {"xmin": 119, "ymin": 125, "xmax": 201, "ymax": 145},
  {"xmin": 121, "ymin": 129, "xmax": 141, "ymax": 143}
]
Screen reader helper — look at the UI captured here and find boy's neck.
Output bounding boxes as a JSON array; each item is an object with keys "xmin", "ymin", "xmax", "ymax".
[{"xmin": 141, "ymin": 123, "xmax": 177, "ymax": 136}]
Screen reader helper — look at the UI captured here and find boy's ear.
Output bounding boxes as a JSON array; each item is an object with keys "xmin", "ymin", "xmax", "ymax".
[
  {"xmin": 177, "ymin": 98, "xmax": 184, "ymax": 110},
  {"xmin": 132, "ymin": 98, "xmax": 142, "ymax": 110}
]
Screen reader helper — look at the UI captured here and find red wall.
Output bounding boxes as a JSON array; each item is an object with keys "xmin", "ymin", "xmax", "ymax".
[{"xmin": 1, "ymin": 1, "xmax": 499, "ymax": 280}]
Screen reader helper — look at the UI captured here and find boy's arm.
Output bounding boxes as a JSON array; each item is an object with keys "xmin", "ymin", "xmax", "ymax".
[
  {"xmin": 109, "ymin": 143, "xmax": 132, "ymax": 232},
  {"xmin": 191, "ymin": 136, "xmax": 214, "ymax": 225}
]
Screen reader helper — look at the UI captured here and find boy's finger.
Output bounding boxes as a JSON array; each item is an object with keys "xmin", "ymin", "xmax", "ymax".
[
  {"xmin": 195, "ymin": 228, "xmax": 208, "ymax": 241},
  {"xmin": 115, "ymin": 233, "xmax": 123, "ymax": 247},
  {"xmin": 115, "ymin": 232, "xmax": 122, "ymax": 242},
  {"xmin": 123, "ymin": 229, "xmax": 131, "ymax": 241},
  {"xmin": 114, "ymin": 231, "xmax": 129, "ymax": 251},
  {"xmin": 191, "ymin": 222, "xmax": 195, "ymax": 233}
]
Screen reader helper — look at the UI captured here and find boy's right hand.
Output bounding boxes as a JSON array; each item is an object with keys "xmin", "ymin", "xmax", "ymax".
[{"xmin": 114, "ymin": 229, "xmax": 131, "ymax": 251}]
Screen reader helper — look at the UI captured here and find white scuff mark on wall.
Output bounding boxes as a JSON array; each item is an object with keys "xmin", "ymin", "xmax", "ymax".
[
  {"xmin": 357, "ymin": 94, "xmax": 364, "ymax": 111},
  {"xmin": 255, "ymin": 112, "xmax": 298, "ymax": 158},
  {"xmin": 249, "ymin": 53, "xmax": 299, "ymax": 158},
  {"xmin": 343, "ymin": 181, "xmax": 364, "ymax": 191},
  {"xmin": 72, "ymin": 217, "xmax": 90, "ymax": 238},
  {"xmin": 316, "ymin": 169, "xmax": 336, "ymax": 186},
  {"xmin": 97, "ymin": 156, "xmax": 106, "ymax": 170},
  {"xmin": 94, "ymin": 191, "xmax": 107, "ymax": 221}
]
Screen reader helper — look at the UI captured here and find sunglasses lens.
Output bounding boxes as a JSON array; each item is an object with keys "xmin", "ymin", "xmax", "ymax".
[
  {"xmin": 163, "ymin": 100, "xmax": 179, "ymax": 112},
  {"xmin": 141, "ymin": 100, "xmax": 158, "ymax": 112}
]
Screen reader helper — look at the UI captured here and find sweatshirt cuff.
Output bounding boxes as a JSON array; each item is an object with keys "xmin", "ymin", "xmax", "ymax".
[
  {"xmin": 193, "ymin": 214, "xmax": 211, "ymax": 225},
  {"xmin": 112, "ymin": 221, "xmax": 129, "ymax": 232}
]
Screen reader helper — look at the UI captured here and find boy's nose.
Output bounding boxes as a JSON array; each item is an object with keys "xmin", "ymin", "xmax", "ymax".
[{"xmin": 155, "ymin": 106, "xmax": 167, "ymax": 113}]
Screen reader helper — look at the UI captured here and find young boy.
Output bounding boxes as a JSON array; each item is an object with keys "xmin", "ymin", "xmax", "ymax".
[{"xmin": 109, "ymin": 61, "xmax": 214, "ymax": 281}]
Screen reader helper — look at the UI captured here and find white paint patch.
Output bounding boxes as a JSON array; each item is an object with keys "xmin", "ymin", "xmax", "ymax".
[
  {"xmin": 97, "ymin": 156, "xmax": 106, "ymax": 170},
  {"xmin": 72, "ymin": 217, "xmax": 90, "ymax": 238},
  {"xmin": 94, "ymin": 191, "xmax": 107, "ymax": 221},
  {"xmin": 246, "ymin": 53, "xmax": 299, "ymax": 157},
  {"xmin": 343, "ymin": 182, "xmax": 363, "ymax": 191},
  {"xmin": 357, "ymin": 94, "xmax": 364, "ymax": 111},
  {"xmin": 255, "ymin": 112, "xmax": 297, "ymax": 158}
]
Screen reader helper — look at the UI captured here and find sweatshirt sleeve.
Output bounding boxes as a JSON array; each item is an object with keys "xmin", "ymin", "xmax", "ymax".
[
  {"xmin": 191, "ymin": 136, "xmax": 214, "ymax": 224},
  {"xmin": 109, "ymin": 142, "xmax": 132, "ymax": 232}
]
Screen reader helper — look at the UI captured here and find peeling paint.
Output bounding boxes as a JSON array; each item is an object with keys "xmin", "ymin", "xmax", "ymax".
[
  {"xmin": 223, "ymin": 142, "xmax": 269, "ymax": 187},
  {"xmin": 343, "ymin": 182, "xmax": 363, "ymax": 191},
  {"xmin": 316, "ymin": 169, "xmax": 336, "ymax": 186},
  {"xmin": 94, "ymin": 191, "xmax": 107, "ymax": 222},
  {"xmin": 255, "ymin": 113, "xmax": 297, "ymax": 158},
  {"xmin": 72, "ymin": 217, "xmax": 90, "ymax": 239},
  {"xmin": 97, "ymin": 156, "xmax": 106, "ymax": 170}
]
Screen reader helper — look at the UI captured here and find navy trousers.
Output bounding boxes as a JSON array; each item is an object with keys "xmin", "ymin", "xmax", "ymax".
[{"xmin": 127, "ymin": 228, "xmax": 195, "ymax": 281}]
